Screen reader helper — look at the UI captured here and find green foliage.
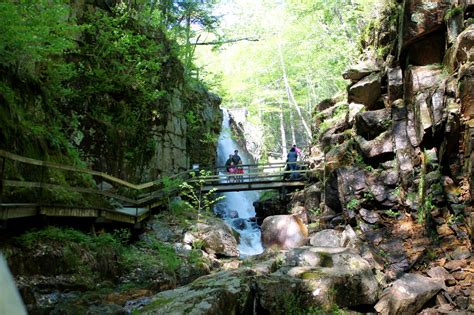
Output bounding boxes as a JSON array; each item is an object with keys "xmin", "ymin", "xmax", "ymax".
[
  {"xmin": 196, "ymin": 0, "xmax": 380, "ymax": 155},
  {"xmin": 15, "ymin": 227, "xmax": 90, "ymax": 247},
  {"xmin": 346, "ymin": 199, "xmax": 360, "ymax": 211},
  {"xmin": 445, "ymin": 6, "xmax": 464, "ymax": 21},
  {"xmin": 259, "ymin": 190, "xmax": 278, "ymax": 202},
  {"xmin": 179, "ymin": 170, "xmax": 225, "ymax": 214},
  {"xmin": 385, "ymin": 209, "xmax": 400, "ymax": 217}
]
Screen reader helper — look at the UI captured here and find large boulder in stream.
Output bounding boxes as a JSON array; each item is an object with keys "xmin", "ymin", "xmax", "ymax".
[
  {"xmin": 183, "ymin": 217, "xmax": 239, "ymax": 258},
  {"xmin": 256, "ymin": 247, "xmax": 380, "ymax": 313},
  {"xmin": 136, "ymin": 269, "xmax": 254, "ymax": 314},
  {"xmin": 261, "ymin": 215, "xmax": 308, "ymax": 249}
]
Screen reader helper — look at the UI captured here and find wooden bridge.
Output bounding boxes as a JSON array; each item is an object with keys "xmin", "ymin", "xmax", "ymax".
[{"xmin": 0, "ymin": 150, "xmax": 309, "ymax": 225}]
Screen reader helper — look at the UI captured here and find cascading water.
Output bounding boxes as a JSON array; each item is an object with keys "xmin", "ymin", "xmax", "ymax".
[{"xmin": 214, "ymin": 109, "xmax": 264, "ymax": 257}]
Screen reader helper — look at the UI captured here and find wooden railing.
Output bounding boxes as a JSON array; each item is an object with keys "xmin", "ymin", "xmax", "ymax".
[{"xmin": 0, "ymin": 150, "xmax": 310, "ymax": 215}]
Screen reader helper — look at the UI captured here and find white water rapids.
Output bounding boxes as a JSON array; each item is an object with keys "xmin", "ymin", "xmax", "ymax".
[{"xmin": 214, "ymin": 109, "xmax": 264, "ymax": 257}]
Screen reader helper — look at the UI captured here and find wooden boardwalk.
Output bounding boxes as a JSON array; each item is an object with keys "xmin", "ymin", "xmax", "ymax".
[{"xmin": 0, "ymin": 150, "xmax": 309, "ymax": 224}]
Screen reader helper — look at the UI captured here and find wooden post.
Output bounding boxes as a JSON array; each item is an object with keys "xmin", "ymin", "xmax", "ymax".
[
  {"xmin": 0, "ymin": 157, "xmax": 5, "ymax": 204},
  {"xmin": 39, "ymin": 164, "xmax": 46, "ymax": 206}
]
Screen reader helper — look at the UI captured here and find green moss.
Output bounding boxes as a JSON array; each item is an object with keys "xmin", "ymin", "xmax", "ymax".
[
  {"xmin": 319, "ymin": 252, "xmax": 334, "ymax": 268},
  {"xmin": 138, "ymin": 297, "xmax": 173, "ymax": 313},
  {"xmin": 301, "ymin": 270, "xmax": 323, "ymax": 280},
  {"xmin": 445, "ymin": 6, "xmax": 464, "ymax": 22}
]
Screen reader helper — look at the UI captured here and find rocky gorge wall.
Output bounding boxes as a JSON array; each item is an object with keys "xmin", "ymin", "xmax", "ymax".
[
  {"xmin": 0, "ymin": 0, "xmax": 222, "ymax": 185},
  {"xmin": 297, "ymin": 0, "xmax": 473, "ymax": 313},
  {"xmin": 252, "ymin": 1, "xmax": 473, "ymax": 313}
]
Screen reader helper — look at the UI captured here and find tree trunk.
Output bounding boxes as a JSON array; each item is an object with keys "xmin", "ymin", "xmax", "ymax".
[
  {"xmin": 277, "ymin": 41, "xmax": 312, "ymax": 141},
  {"xmin": 290, "ymin": 109, "xmax": 296, "ymax": 145},
  {"xmin": 280, "ymin": 101, "xmax": 288, "ymax": 159}
]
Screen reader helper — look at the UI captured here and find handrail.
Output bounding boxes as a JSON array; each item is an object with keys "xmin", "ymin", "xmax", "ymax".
[
  {"xmin": 0, "ymin": 149, "xmax": 310, "ymax": 211},
  {"xmin": 0, "ymin": 149, "xmax": 192, "ymax": 191}
]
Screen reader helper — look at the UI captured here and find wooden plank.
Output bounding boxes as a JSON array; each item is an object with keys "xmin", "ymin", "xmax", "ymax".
[
  {"xmin": 101, "ymin": 211, "xmax": 136, "ymax": 224},
  {"xmin": 0, "ymin": 205, "xmax": 37, "ymax": 219},
  {"xmin": 40, "ymin": 207, "xmax": 99, "ymax": 218},
  {"xmin": 202, "ymin": 180, "xmax": 305, "ymax": 192},
  {"xmin": 4, "ymin": 180, "xmax": 138, "ymax": 205}
]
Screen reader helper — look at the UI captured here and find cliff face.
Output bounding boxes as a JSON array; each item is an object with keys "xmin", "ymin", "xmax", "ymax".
[
  {"xmin": 0, "ymin": 0, "xmax": 222, "ymax": 183},
  {"xmin": 301, "ymin": 1, "xmax": 473, "ymax": 312}
]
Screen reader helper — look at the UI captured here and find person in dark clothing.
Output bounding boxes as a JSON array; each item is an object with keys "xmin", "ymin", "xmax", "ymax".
[
  {"xmin": 286, "ymin": 147, "xmax": 298, "ymax": 179},
  {"xmin": 225, "ymin": 154, "xmax": 233, "ymax": 171},
  {"xmin": 231, "ymin": 150, "xmax": 241, "ymax": 165}
]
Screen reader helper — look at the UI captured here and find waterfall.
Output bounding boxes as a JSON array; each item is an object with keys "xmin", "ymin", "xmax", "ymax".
[{"xmin": 215, "ymin": 109, "xmax": 264, "ymax": 257}]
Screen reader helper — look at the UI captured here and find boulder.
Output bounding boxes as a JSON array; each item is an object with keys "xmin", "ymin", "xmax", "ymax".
[
  {"xmin": 348, "ymin": 103, "xmax": 365, "ymax": 125},
  {"xmin": 355, "ymin": 108, "xmax": 391, "ymax": 140},
  {"xmin": 316, "ymin": 98, "xmax": 337, "ymax": 112},
  {"xmin": 445, "ymin": 25, "xmax": 474, "ymax": 71},
  {"xmin": 309, "ymin": 229, "xmax": 342, "ymax": 247},
  {"xmin": 261, "ymin": 215, "xmax": 308, "ymax": 249},
  {"xmin": 303, "ymin": 184, "xmax": 321, "ymax": 214},
  {"xmin": 355, "ymin": 132, "xmax": 394, "ymax": 160},
  {"xmin": 359, "ymin": 208, "xmax": 380, "ymax": 224},
  {"xmin": 186, "ymin": 218, "xmax": 239, "ymax": 257},
  {"xmin": 256, "ymin": 247, "xmax": 380, "ymax": 313},
  {"xmin": 348, "ymin": 72, "xmax": 382, "ymax": 110},
  {"xmin": 459, "ymin": 63, "xmax": 474, "ymax": 120},
  {"xmin": 374, "ymin": 273, "xmax": 444, "ymax": 315},
  {"xmin": 343, "ymin": 62, "xmax": 380, "ymax": 82},
  {"xmin": 405, "ymin": 65, "xmax": 443, "ymax": 102},
  {"xmin": 136, "ymin": 270, "xmax": 254, "ymax": 314}
]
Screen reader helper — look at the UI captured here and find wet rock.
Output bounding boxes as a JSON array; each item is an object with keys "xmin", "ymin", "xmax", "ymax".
[
  {"xmin": 309, "ymin": 229, "xmax": 342, "ymax": 247},
  {"xmin": 261, "ymin": 215, "xmax": 308, "ymax": 249},
  {"xmin": 354, "ymin": 108, "xmax": 391, "ymax": 140},
  {"xmin": 253, "ymin": 199, "xmax": 287, "ymax": 224},
  {"xmin": 231, "ymin": 218, "xmax": 247, "ymax": 230},
  {"xmin": 348, "ymin": 72, "xmax": 382, "ymax": 110},
  {"xmin": 135, "ymin": 270, "xmax": 254, "ymax": 314},
  {"xmin": 375, "ymin": 273, "xmax": 444, "ymax": 315}
]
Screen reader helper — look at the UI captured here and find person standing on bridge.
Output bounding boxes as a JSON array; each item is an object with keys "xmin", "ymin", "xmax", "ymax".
[
  {"xmin": 287, "ymin": 146, "xmax": 298, "ymax": 180},
  {"xmin": 231, "ymin": 150, "xmax": 241, "ymax": 165},
  {"xmin": 293, "ymin": 144, "xmax": 303, "ymax": 158},
  {"xmin": 225, "ymin": 154, "xmax": 233, "ymax": 172}
]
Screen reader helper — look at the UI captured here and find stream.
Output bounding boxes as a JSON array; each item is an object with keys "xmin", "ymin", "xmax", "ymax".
[{"xmin": 214, "ymin": 109, "xmax": 264, "ymax": 257}]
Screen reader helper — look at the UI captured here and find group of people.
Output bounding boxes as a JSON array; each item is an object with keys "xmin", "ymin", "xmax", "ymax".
[{"xmin": 225, "ymin": 150, "xmax": 244, "ymax": 182}]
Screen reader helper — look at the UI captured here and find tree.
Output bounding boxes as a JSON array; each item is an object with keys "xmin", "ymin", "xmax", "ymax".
[{"xmin": 196, "ymin": 0, "xmax": 380, "ymax": 158}]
